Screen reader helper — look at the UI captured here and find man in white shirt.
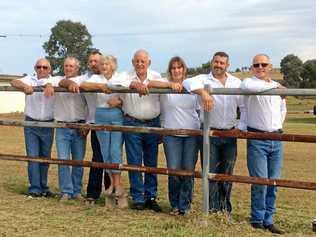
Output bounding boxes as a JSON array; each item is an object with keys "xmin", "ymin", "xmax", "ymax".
[
  {"xmin": 61, "ymin": 51, "xmax": 111, "ymax": 204},
  {"xmin": 118, "ymin": 49, "xmax": 162, "ymax": 212},
  {"xmin": 183, "ymin": 52, "xmax": 246, "ymax": 214},
  {"xmin": 241, "ymin": 54, "xmax": 286, "ymax": 235},
  {"xmin": 45, "ymin": 57, "xmax": 87, "ymax": 201},
  {"xmin": 11, "ymin": 58, "xmax": 55, "ymax": 198}
]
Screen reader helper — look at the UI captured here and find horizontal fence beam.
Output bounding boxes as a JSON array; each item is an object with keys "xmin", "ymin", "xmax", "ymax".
[
  {"xmin": 1, "ymin": 85, "xmax": 316, "ymax": 96},
  {"xmin": 0, "ymin": 153, "xmax": 315, "ymax": 191},
  {"xmin": 1, "ymin": 119, "xmax": 316, "ymax": 143}
]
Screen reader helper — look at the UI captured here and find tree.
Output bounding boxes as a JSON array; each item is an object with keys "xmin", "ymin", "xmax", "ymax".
[
  {"xmin": 235, "ymin": 68, "xmax": 241, "ymax": 72},
  {"xmin": 301, "ymin": 59, "xmax": 316, "ymax": 88},
  {"xmin": 43, "ymin": 20, "xmax": 93, "ymax": 75},
  {"xmin": 280, "ymin": 54, "xmax": 303, "ymax": 88}
]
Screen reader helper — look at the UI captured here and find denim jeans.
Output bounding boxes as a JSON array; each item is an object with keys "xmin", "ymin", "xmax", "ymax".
[
  {"xmin": 123, "ymin": 116, "xmax": 160, "ymax": 204},
  {"xmin": 163, "ymin": 135, "xmax": 198, "ymax": 212},
  {"xmin": 209, "ymin": 137, "xmax": 237, "ymax": 213},
  {"xmin": 56, "ymin": 127, "xmax": 86, "ymax": 197},
  {"xmin": 247, "ymin": 138, "xmax": 283, "ymax": 226},
  {"xmin": 95, "ymin": 107, "xmax": 123, "ymax": 174},
  {"xmin": 86, "ymin": 130, "xmax": 111, "ymax": 199},
  {"xmin": 24, "ymin": 116, "xmax": 54, "ymax": 194}
]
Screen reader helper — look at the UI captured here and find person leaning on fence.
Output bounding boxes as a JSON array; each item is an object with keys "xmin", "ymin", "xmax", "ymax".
[
  {"xmin": 65, "ymin": 50, "xmax": 111, "ymax": 205},
  {"xmin": 44, "ymin": 57, "xmax": 88, "ymax": 202},
  {"xmin": 241, "ymin": 54, "xmax": 286, "ymax": 235},
  {"xmin": 114, "ymin": 49, "xmax": 163, "ymax": 212},
  {"xmin": 148, "ymin": 56, "xmax": 200, "ymax": 215},
  {"xmin": 183, "ymin": 52, "xmax": 246, "ymax": 215},
  {"xmin": 80, "ymin": 54, "xmax": 128, "ymax": 208},
  {"xmin": 10, "ymin": 58, "xmax": 55, "ymax": 198}
]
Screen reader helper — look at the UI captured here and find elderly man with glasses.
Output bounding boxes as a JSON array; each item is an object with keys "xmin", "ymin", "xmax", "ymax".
[
  {"xmin": 11, "ymin": 58, "xmax": 55, "ymax": 198},
  {"xmin": 241, "ymin": 54, "xmax": 286, "ymax": 235}
]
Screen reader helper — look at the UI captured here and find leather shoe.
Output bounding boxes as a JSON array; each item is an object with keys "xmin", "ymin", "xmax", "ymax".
[
  {"xmin": 264, "ymin": 224, "xmax": 285, "ymax": 235},
  {"xmin": 145, "ymin": 198, "xmax": 162, "ymax": 212},
  {"xmin": 251, "ymin": 223, "xmax": 265, "ymax": 230},
  {"xmin": 131, "ymin": 202, "xmax": 145, "ymax": 210}
]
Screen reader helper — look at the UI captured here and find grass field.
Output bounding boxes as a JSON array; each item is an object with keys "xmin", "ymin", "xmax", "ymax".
[{"xmin": 0, "ymin": 97, "xmax": 315, "ymax": 237}]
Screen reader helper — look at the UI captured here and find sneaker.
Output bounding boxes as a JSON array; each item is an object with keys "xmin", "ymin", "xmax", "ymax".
[
  {"xmin": 42, "ymin": 191, "xmax": 55, "ymax": 198},
  {"xmin": 264, "ymin": 224, "xmax": 285, "ymax": 235},
  {"xmin": 131, "ymin": 202, "xmax": 145, "ymax": 210},
  {"xmin": 251, "ymin": 223, "xmax": 265, "ymax": 230},
  {"xmin": 59, "ymin": 194, "xmax": 71, "ymax": 202},
  {"xmin": 27, "ymin": 192, "xmax": 42, "ymax": 198},
  {"xmin": 72, "ymin": 194, "xmax": 84, "ymax": 201},
  {"xmin": 84, "ymin": 197, "xmax": 96, "ymax": 205},
  {"xmin": 145, "ymin": 198, "xmax": 162, "ymax": 212},
  {"xmin": 169, "ymin": 208, "xmax": 180, "ymax": 216}
]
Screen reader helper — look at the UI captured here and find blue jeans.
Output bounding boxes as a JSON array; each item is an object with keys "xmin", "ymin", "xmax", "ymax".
[
  {"xmin": 123, "ymin": 116, "xmax": 160, "ymax": 203},
  {"xmin": 95, "ymin": 107, "xmax": 123, "ymax": 174},
  {"xmin": 24, "ymin": 116, "xmax": 54, "ymax": 194},
  {"xmin": 208, "ymin": 137, "xmax": 237, "ymax": 213},
  {"xmin": 163, "ymin": 135, "xmax": 198, "ymax": 212},
  {"xmin": 247, "ymin": 137, "xmax": 283, "ymax": 226},
  {"xmin": 56, "ymin": 127, "xmax": 86, "ymax": 197}
]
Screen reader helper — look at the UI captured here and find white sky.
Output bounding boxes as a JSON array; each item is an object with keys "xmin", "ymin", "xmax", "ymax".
[{"xmin": 0, "ymin": 0, "xmax": 315, "ymax": 75}]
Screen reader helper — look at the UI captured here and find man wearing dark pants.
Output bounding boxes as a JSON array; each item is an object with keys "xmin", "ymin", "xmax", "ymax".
[{"xmin": 183, "ymin": 52, "xmax": 246, "ymax": 214}]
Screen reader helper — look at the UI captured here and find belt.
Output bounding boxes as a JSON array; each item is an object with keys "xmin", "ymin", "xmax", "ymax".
[
  {"xmin": 57, "ymin": 120, "xmax": 85, "ymax": 123},
  {"xmin": 125, "ymin": 114, "xmax": 156, "ymax": 123},
  {"xmin": 247, "ymin": 127, "xmax": 283, "ymax": 134},
  {"xmin": 210, "ymin": 127, "xmax": 234, "ymax": 131}
]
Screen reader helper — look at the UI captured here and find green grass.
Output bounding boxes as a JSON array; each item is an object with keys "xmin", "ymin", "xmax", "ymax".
[{"xmin": 0, "ymin": 110, "xmax": 315, "ymax": 237}]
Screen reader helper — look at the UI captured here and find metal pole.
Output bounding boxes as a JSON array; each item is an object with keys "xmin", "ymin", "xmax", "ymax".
[
  {"xmin": 202, "ymin": 85, "xmax": 211, "ymax": 214},
  {"xmin": 1, "ymin": 153, "xmax": 315, "ymax": 190},
  {"xmin": 2, "ymin": 85, "xmax": 316, "ymax": 96}
]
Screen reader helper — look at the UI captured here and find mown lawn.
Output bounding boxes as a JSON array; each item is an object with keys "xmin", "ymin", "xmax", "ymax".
[{"xmin": 0, "ymin": 101, "xmax": 315, "ymax": 237}]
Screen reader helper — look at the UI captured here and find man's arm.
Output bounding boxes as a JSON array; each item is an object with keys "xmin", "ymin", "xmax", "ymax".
[
  {"xmin": 80, "ymin": 82, "xmax": 111, "ymax": 93},
  {"xmin": 59, "ymin": 78, "xmax": 80, "ymax": 93},
  {"xmin": 10, "ymin": 79, "xmax": 33, "ymax": 95}
]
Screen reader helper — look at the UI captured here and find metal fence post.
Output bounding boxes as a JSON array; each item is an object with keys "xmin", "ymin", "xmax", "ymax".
[{"xmin": 202, "ymin": 84, "xmax": 211, "ymax": 214}]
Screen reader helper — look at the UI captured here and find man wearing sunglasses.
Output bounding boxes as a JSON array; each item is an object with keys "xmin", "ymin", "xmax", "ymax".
[
  {"xmin": 241, "ymin": 54, "xmax": 286, "ymax": 234},
  {"xmin": 11, "ymin": 58, "xmax": 55, "ymax": 198}
]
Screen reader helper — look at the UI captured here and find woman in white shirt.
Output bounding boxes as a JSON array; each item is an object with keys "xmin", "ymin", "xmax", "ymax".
[
  {"xmin": 80, "ymin": 55, "xmax": 126, "ymax": 208},
  {"xmin": 149, "ymin": 56, "xmax": 200, "ymax": 215}
]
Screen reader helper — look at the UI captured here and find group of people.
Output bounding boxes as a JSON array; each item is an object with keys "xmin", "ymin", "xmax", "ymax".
[{"xmin": 11, "ymin": 49, "xmax": 286, "ymax": 235}]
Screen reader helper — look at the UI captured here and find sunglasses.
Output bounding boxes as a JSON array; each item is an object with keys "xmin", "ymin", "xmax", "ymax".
[
  {"xmin": 253, "ymin": 63, "xmax": 269, "ymax": 68},
  {"xmin": 36, "ymin": 65, "xmax": 49, "ymax": 70}
]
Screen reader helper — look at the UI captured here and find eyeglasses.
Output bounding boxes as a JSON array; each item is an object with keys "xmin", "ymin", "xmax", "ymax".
[
  {"xmin": 36, "ymin": 65, "xmax": 49, "ymax": 70},
  {"xmin": 252, "ymin": 63, "xmax": 269, "ymax": 68}
]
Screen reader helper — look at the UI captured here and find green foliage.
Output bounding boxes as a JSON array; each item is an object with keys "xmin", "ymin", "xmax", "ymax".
[
  {"xmin": 43, "ymin": 20, "xmax": 93, "ymax": 75},
  {"xmin": 187, "ymin": 61, "xmax": 210, "ymax": 77},
  {"xmin": 301, "ymin": 59, "xmax": 316, "ymax": 88},
  {"xmin": 280, "ymin": 54, "xmax": 303, "ymax": 88}
]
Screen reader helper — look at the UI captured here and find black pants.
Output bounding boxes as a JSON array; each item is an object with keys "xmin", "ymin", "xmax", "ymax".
[{"xmin": 86, "ymin": 130, "xmax": 111, "ymax": 199}]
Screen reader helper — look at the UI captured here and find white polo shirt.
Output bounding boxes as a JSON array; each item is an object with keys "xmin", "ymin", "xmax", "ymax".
[
  {"xmin": 183, "ymin": 73, "xmax": 246, "ymax": 130},
  {"xmin": 18, "ymin": 75, "xmax": 55, "ymax": 121},
  {"xmin": 85, "ymin": 73, "xmax": 121, "ymax": 108},
  {"xmin": 160, "ymin": 94, "xmax": 200, "ymax": 130},
  {"xmin": 71, "ymin": 72, "xmax": 97, "ymax": 123},
  {"xmin": 48, "ymin": 76, "xmax": 87, "ymax": 122},
  {"xmin": 114, "ymin": 69, "xmax": 164, "ymax": 120},
  {"xmin": 241, "ymin": 76, "xmax": 287, "ymax": 132}
]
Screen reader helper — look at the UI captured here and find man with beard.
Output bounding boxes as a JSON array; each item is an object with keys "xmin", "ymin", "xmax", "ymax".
[{"xmin": 183, "ymin": 51, "xmax": 246, "ymax": 214}]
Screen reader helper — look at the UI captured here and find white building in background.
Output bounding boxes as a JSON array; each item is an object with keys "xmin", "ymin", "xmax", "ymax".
[{"xmin": 0, "ymin": 75, "xmax": 25, "ymax": 113}]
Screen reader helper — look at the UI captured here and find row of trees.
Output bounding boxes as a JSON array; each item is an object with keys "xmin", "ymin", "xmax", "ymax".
[{"xmin": 280, "ymin": 54, "xmax": 316, "ymax": 88}]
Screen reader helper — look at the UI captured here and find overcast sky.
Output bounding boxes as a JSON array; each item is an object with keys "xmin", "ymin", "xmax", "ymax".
[{"xmin": 0, "ymin": 0, "xmax": 315, "ymax": 75}]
